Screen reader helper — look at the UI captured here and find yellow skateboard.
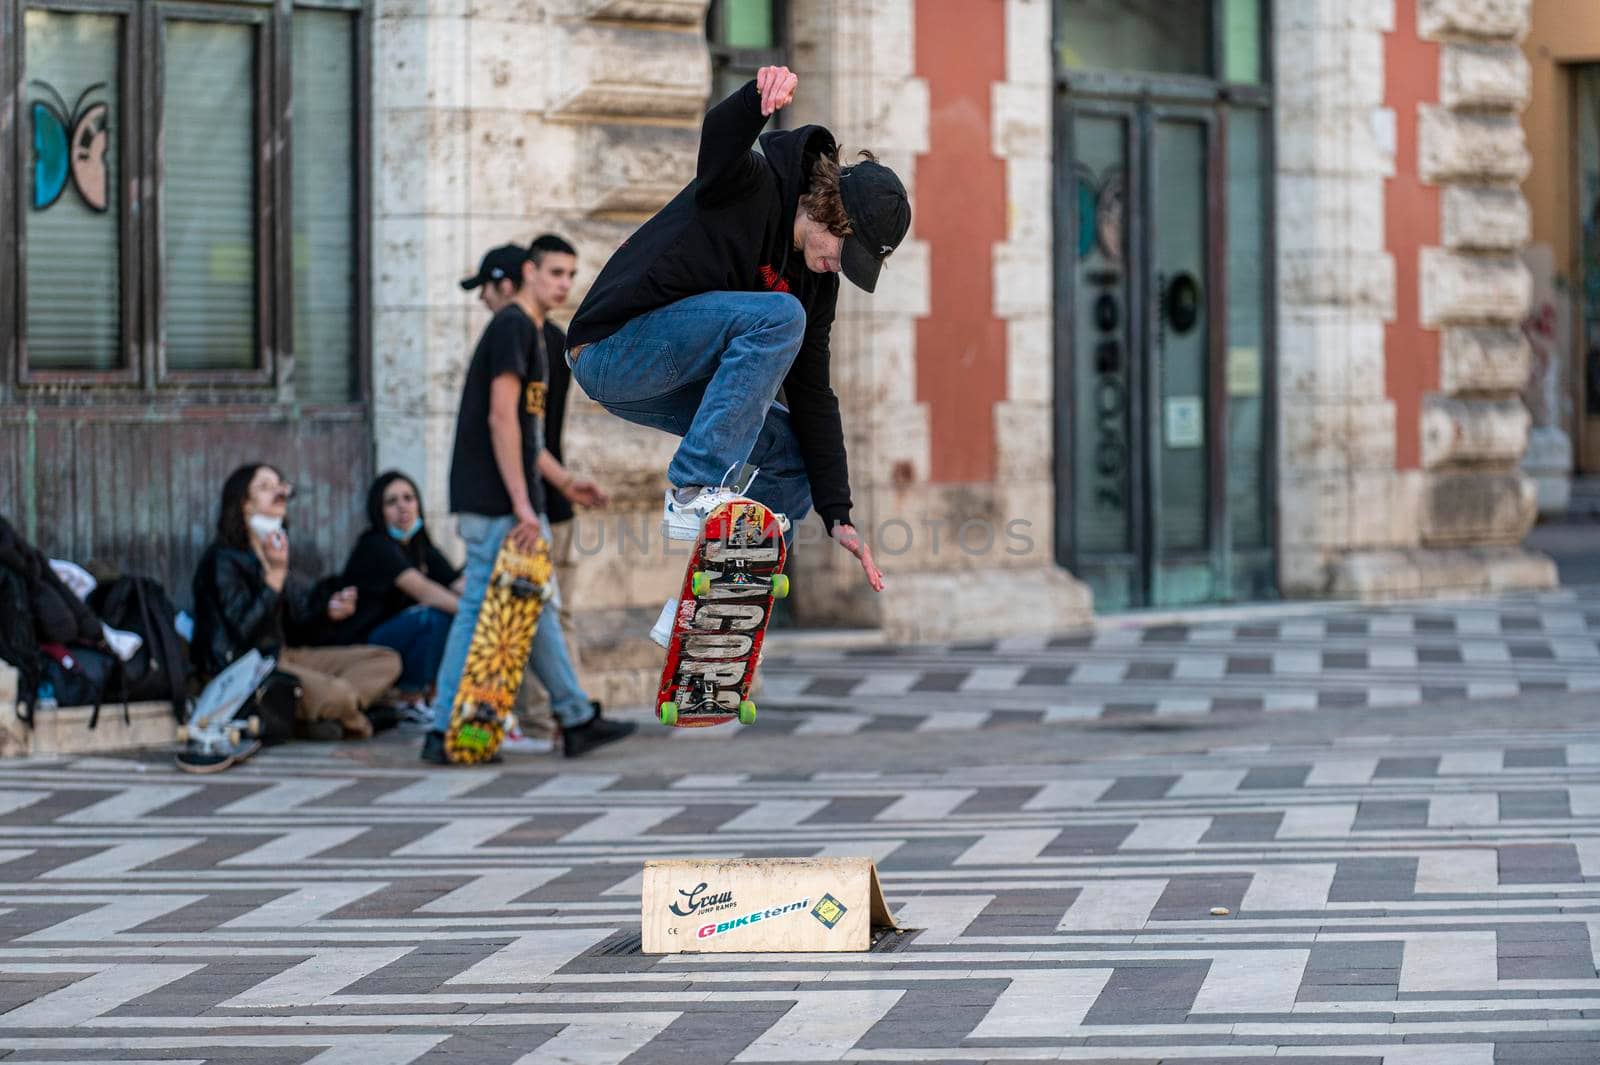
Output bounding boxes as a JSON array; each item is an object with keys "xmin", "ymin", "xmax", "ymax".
[{"xmin": 444, "ymin": 532, "xmax": 554, "ymax": 764}]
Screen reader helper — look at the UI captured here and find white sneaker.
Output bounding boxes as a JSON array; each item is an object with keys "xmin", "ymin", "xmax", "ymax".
[
  {"xmin": 650, "ymin": 598, "xmax": 680, "ymax": 649},
  {"xmin": 501, "ymin": 720, "xmax": 555, "ymax": 754},
  {"xmin": 662, "ymin": 486, "xmax": 739, "ymax": 541},
  {"xmin": 396, "ymin": 699, "xmax": 435, "ymax": 733}
]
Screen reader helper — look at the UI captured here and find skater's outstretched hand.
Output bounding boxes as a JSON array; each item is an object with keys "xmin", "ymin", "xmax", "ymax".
[
  {"xmin": 756, "ymin": 65, "xmax": 798, "ymax": 116},
  {"xmin": 563, "ymin": 476, "xmax": 610, "ymax": 509},
  {"xmin": 832, "ymin": 522, "xmax": 885, "ymax": 593}
]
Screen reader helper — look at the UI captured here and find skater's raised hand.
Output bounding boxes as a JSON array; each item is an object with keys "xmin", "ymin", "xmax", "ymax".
[
  {"xmin": 832, "ymin": 522, "xmax": 885, "ymax": 593},
  {"xmin": 564, "ymin": 475, "xmax": 609, "ymax": 509},
  {"xmin": 756, "ymin": 65, "xmax": 798, "ymax": 116}
]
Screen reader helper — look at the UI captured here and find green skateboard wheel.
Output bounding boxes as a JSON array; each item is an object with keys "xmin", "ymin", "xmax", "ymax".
[
  {"xmin": 737, "ymin": 700, "xmax": 757, "ymax": 725},
  {"xmin": 691, "ymin": 571, "xmax": 711, "ymax": 597},
  {"xmin": 659, "ymin": 701, "xmax": 679, "ymax": 726},
  {"xmin": 769, "ymin": 573, "xmax": 790, "ymax": 599}
]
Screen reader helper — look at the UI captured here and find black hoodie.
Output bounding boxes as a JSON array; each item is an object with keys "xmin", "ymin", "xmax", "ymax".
[{"xmin": 567, "ymin": 80, "xmax": 852, "ymax": 530}]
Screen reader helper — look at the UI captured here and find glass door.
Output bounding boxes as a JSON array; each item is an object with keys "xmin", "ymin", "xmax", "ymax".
[
  {"xmin": 1148, "ymin": 112, "xmax": 1215, "ymax": 605},
  {"xmin": 1056, "ymin": 99, "xmax": 1272, "ymax": 610}
]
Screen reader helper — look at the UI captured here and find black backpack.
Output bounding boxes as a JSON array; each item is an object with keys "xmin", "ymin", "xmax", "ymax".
[
  {"xmin": 37, "ymin": 644, "xmax": 123, "ymax": 730},
  {"xmin": 90, "ymin": 576, "xmax": 190, "ymax": 722}
]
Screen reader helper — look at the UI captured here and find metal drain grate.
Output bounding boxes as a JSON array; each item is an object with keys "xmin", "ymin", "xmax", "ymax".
[
  {"xmin": 582, "ymin": 927, "xmax": 920, "ymax": 957},
  {"xmin": 589, "ymin": 930, "xmax": 643, "ymax": 956},
  {"xmin": 869, "ymin": 927, "xmax": 921, "ymax": 953}
]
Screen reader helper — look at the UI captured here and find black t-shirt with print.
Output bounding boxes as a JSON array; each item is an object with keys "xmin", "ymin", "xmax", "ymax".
[
  {"xmin": 338, "ymin": 529, "xmax": 462, "ymax": 639},
  {"xmin": 448, "ymin": 303, "xmax": 548, "ymax": 519},
  {"xmin": 540, "ymin": 320, "xmax": 574, "ymax": 526}
]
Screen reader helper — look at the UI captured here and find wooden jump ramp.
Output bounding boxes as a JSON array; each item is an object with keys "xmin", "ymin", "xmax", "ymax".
[{"xmin": 641, "ymin": 857, "xmax": 901, "ymax": 954}]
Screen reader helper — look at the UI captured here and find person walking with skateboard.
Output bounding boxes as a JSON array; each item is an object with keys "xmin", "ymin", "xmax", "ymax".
[
  {"xmin": 563, "ymin": 67, "xmax": 909, "ymax": 644},
  {"xmin": 420, "ymin": 243, "xmax": 636, "ymax": 763}
]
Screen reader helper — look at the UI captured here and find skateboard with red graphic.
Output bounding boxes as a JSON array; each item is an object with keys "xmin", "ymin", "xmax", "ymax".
[{"xmin": 655, "ymin": 498, "xmax": 788, "ymax": 728}]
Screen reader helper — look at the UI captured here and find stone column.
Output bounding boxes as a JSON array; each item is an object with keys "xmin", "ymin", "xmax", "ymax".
[
  {"xmin": 1275, "ymin": 0, "xmax": 1555, "ymax": 598},
  {"xmin": 1275, "ymin": 0, "xmax": 1417, "ymax": 596},
  {"xmin": 1387, "ymin": 0, "xmax": 1553, "ymax": 592}
]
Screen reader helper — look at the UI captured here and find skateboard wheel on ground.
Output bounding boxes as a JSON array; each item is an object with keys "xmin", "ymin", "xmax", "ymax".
[
  {"xmin": 175, "ymin": 725, "xmax": 189, "ymax": 741},
  {"xmin": 691, "ymin": 571, "xmax": 711, "ymax": 597},
  {"xmin": 769, "ymin": 574, "xmax": 790, "ymax": 599},
  {"xmin": 737, "ymin": 700, "xmax": 757, "ymax": 725},
  {"xmin": 227, "ymin": 728, "xmax": 242, "ymax": 745},
  {"xmin": 659, "ymin": 701, "xmax": 679, "ymax": 726}
]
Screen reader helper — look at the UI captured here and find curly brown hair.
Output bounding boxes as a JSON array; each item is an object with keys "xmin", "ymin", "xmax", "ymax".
[{"xmin": 800, "ymin": 149, "xmax": 879, "ymax": 236}]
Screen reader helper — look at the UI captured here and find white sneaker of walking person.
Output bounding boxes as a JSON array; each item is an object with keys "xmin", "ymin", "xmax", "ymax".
[{"xmin": 500, "ymin": 716, "xmax": 555, "ymax": 754}]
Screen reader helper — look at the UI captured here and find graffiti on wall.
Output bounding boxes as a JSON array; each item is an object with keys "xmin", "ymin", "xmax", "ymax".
[{"xmin": 30, "ymin": 80, "xmax": 109, "ymax": 213}]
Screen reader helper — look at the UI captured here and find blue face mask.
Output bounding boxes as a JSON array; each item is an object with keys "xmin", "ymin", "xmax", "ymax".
[{"xmin": 387, "ymin": 517, "xmax": 423, "ymax": 542}]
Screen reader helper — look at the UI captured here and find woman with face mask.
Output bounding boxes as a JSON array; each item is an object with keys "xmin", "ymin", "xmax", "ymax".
[
  {"xmin": 190, "ymin": 463, "xmax": 401, "ymax": 740},
  {"xmin": 333, "ymin": 472, "xmax": 465, "ymax": 705}
]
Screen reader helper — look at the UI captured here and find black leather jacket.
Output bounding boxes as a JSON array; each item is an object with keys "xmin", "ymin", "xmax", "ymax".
[{"xmin": 190, "ymin": 542, "xmax": 323, "ymax": 678}]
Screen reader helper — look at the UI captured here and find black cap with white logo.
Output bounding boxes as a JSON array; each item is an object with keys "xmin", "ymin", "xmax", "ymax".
[
  {"xmin": 459, "ymin": 244, "xmax": 526, "ymax": 290},
  {"xmin": 838, "ymin": 160, "xmax": 911, "ymax": 293}
]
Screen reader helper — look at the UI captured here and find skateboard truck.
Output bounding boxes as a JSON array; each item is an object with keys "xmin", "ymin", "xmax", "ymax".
[{"xmin": 494, "ymin": 572, "xmax": 554, "ymax": 601}]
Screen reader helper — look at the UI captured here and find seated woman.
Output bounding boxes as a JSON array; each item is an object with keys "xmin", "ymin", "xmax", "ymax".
[
  {"xmin": 191, "ymin": 463, "xmax": 400, "ymax": 740},
  {"xmin": 337, "ymin": 471, "xmax": 463, "ymax": 702}
]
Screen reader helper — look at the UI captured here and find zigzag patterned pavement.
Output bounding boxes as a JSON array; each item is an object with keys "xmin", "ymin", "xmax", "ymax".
[
  {"xmin": 0, "ymin": 590, "xmax": 1597, "ymax": 1063},
  {"xmin": 751, "ymin": 587, "xmax": 1600, "ymax": 733}
]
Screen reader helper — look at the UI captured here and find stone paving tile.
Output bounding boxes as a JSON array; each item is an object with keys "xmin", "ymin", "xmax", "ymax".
[
  {"xmin": 746, "ymin": 587, "xmax": 1600, "ymax": 735},
  {"xmin": 0, "ymin": 599, "xmax": 1598, "ymax": 1062}
]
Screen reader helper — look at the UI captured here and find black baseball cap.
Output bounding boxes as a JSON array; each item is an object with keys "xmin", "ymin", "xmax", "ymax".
[
  {"xmin": 838, "ymin": 160, "xmax": 911, "ymax": 293},
  {"xmin": 459, "ymin": 244, "xmax": 526, "ymax": 290}
]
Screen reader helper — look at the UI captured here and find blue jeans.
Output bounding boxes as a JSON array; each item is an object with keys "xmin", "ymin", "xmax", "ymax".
[
  {"xmin": 368, "ymin": 604, "xmax": 452, "ymax": 691},
  {"xmin": 569, "ymin": 290, "xmax": 814, "ymax": 530},
  {"xmin": 430, "ymin": 513, "xmax": 595, "ymax": 732}
]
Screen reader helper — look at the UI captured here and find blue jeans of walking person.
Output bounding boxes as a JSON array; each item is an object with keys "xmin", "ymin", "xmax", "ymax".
[
  {"xmin": 568, "ymin": 290, "xmax": 814, "ymax": 534},
  {"xmin": 367, "ymin": 604, "xmax": 452, "ymax": 692},
  {"xmin": 430, "ymin": 513, "xmax": 595, "ymax": 733}
]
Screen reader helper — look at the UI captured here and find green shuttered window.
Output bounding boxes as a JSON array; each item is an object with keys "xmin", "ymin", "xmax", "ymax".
[
  {"xmin": 10, "ymin": 2, "xmax": 364, "ymax": 400},
  {"xmin": 291, "ymin": 9, "xmax": 357, "ymax": 403},
  {"xmin": 162, "ymin": 19, "xmax": 257, "ymax": 372}
]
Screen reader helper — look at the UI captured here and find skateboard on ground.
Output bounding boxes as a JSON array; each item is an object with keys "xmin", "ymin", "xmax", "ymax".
[
  {"xmin": 656, "ymin": 498, "xmax": 788, "ymax": 728},
  {"xmin": 444, "ymin": 531, "xmax": 554, "ymax": 764},
  {"xmin": 175, "ymin": 650, "xmax": 271, "ymax": 774}
]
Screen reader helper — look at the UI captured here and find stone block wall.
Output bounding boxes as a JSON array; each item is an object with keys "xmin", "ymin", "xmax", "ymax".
[
  {"xmin": 1277, "ymin": 0, "xmax": 1554, "ymax": 600},
  {"xmin": 1274, "ymin": 0, "xmax": 1414, "ymax": 595},
  {"xmin": 371, "ymin": 0, "xmax": 712, "ymax": 708},
  {"xmin": 1414, "ymin": 0, "xmax": 1544, "ymax": 555}
]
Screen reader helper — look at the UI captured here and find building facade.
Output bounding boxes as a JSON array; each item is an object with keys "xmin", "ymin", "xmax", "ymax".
[
  {"xmin": 1521, "ymin": 0, "xmax": 1600, "ymax": 513},
  {"xmin": 1, "ymin": 0, "xmax": 1556, "ymax": 708}
]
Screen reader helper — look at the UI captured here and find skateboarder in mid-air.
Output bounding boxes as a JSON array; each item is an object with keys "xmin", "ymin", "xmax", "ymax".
[{"xmin": 563, "ymin": 66, "xmax": 911, "ymax": 645}]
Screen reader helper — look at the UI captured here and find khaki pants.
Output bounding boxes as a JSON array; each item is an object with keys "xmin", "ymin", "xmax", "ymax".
[
  {"xmin": 513, "ymin": 519, "xmax": 580, "ymax": 741},
  {"xmin": 280, "ymin": 645, "xmax": 402, "ymax": 739}
]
